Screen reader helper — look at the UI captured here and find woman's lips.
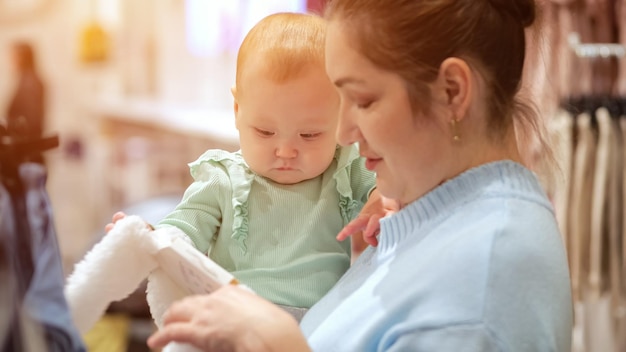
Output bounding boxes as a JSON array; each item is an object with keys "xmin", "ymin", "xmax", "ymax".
[{"xmin": 365, "ymin": 158, "xmax": 381, "ymax": 171}]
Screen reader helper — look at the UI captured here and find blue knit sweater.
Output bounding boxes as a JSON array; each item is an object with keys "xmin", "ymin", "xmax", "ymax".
[{"xmin": 300, "ymin": 161, "xmax": 573, "ymax": 352}]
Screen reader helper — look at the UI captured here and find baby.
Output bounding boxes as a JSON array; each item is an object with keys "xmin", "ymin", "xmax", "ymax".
[{"xmin": 109, "ymin": 12, "xmax": 377, "ymax": 319}]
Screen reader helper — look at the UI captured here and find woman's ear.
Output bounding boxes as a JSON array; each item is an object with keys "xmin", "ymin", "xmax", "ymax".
[{"xmin": 437, "ymin": 58, "xmax": 472, "ymax": 122}]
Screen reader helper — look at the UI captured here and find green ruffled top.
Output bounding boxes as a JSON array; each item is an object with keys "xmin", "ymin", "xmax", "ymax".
[{"xmin": 158, "ymin": 145, "xmax": 376, "ymax": 308}]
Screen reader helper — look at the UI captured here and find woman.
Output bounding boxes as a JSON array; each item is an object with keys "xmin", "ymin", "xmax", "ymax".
[{"xmin": 148, "ymin": 0, "xmax": 574, "ymax": 351}]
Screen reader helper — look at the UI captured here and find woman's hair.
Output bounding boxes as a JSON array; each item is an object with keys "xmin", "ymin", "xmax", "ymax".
[
  {"xmin": 325, "ymin": 0, "xmax": 552, "ymax": 167},
  {"xmin": 235, "ymin": 12, "xmax": 327, "ymax": 98}
]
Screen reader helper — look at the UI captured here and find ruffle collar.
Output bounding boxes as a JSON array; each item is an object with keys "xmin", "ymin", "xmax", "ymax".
[{"xmin": 189, "ymin": 146, "xmax": 363, "ymax": 253}]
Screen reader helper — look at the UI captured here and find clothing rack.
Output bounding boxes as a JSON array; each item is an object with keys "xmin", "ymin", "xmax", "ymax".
[
  {"xmin": 561, "ymin": 96, "xmax": 626, "ymax": 120},
  {"xmin": 568, "ymin": 33, "xmax": 626, "ymax": 59},
  {"xmin": 563, "ymin": 33, "xmax": 626, "ymax": 117}
]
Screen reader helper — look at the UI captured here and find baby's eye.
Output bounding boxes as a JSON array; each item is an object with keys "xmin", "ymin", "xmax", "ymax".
[
  {"xmin": 356, "ymin": 100, "xmax": 374, "ymax": 109},
  {"xmin": 300, "ymin": 132, "xmax": 322, "ymax": 139},
  {"xmin": 255, "ymin": 128, "xmax": 275, "ymax": 137}
]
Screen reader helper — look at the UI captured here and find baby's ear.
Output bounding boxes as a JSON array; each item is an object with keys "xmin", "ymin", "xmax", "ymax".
[
  {"xmin": 231, "ymin": 85, "xmax": 239, "ymax": 115},
  {"xmin": 231, "ymin": 86, "xmax": 241, "ymax": 130}
]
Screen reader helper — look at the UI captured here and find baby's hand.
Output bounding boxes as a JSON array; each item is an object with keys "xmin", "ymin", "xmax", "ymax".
[
  {"xmin": 337, "ymin": 189, "xmax": 400, "ymax": 249},
  {"xmin": 104, "ymin": 211, "xmax": 154, "ymax": 234},
  {"xmin": 104, "ymin": 211, "xmax": 127, "ymax": 233}
]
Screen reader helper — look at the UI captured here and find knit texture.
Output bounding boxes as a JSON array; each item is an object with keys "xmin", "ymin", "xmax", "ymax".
[
  {"xmin": 301, "ymin": 161, "xmax": 573, "ymax": 352},
  {"xmin": 158, "ymin": 145, "xmax": 375, "ymax": 308}
]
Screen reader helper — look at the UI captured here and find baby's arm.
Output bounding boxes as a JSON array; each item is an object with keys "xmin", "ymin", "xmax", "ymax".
[
  {"xmin": 157, "ymin": 178, "xmax": 225, "ymax": 254},
  {"xmin": 104, "ymin": 177, "xmax": 226, "ymax": 255}
]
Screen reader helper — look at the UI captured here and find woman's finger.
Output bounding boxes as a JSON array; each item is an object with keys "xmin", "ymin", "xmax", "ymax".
[
  {"xmin": 147, "ymin": 322, "xmax": 200, "ymax": 349},
  {"xmin": 161, "ymin": 299, "xmax": 199, "ymax": 326}
]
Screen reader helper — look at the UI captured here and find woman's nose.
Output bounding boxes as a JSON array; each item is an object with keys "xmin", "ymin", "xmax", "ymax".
[{"xmin": 336, "ymin": 102, "xmax": 360, "ymax": 146}]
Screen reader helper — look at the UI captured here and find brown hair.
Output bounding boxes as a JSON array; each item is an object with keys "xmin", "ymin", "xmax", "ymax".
[
  {"xmin": 325, "ymin": 0, "xmax": 552, "ymax": 167},
  {"xmin": 235, "ymin": 12, "xmax": 327, "ymax": 98}
]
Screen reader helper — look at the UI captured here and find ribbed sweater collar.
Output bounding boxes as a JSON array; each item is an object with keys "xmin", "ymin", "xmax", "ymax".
[{"xmin": 377, "ymin": 161, "xmax": 550, "ymax": 254}]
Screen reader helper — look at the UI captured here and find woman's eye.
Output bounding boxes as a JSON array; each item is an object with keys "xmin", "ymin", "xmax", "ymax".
[
  {"xmin": 256, "ymin": 129, "xmax": 274, "ymax": 137},
  {"xmin": 300, "ymin": 132, "xmax": 321, "ymax": 139}
]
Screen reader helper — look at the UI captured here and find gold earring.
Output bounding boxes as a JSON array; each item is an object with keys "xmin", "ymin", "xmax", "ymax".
[{"xmin": 450, "ymin": 118, "xmax": 460, "ymax": 142}]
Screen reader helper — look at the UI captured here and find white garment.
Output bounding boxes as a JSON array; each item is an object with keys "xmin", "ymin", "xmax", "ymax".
[
  {"xmin": 585, "ymin": 108, "xmax": 615, "ymax": 352},
  {"xmin": 568, "ymin": 113, "xmax": 596, "ymax": 303},
  {"xmin": 589, "ymin": 108, "xmax": 612, "ymax": 299},
  {"xmin": 617, "ymin": 117, "xmax": 626, "ymax": 352},
  {"xmin": 607, "ymin": 117, "xmax": 623, "ymax": 322},
  {"xmin": 568, "ymin": 113, "xmax": 597, "ymax": 352}
]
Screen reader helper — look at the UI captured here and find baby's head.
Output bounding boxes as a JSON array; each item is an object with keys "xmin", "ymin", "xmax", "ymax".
[{"xmin": 232, "ymin": 12, "xmax": 339, "ymax": 185}]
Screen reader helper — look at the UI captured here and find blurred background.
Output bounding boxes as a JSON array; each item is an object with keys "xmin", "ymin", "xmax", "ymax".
[
  {"xmin": 2, "ymin": 0, "xmax": 626, "ymax": 351},
  {"xmin": 0, "ymin": 1, "xmax": 325, "ymax": 350},
  {"xmin": 0, "ymin": 0, "xmax": 326, "ymax": 272}
]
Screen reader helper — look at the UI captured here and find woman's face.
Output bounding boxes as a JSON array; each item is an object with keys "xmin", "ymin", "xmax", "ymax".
[{"xmin": 325, "ymin": 23, "xmax": 455, "ymax": 205}]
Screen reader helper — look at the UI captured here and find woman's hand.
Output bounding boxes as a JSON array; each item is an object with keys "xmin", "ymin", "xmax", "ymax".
[
  {"xmin": 147, "ymin": 285, "xmax": 311, "ymax": 352},
  {"xmin": 337, "ymin": 189, "xmax": 400, "ymax": 250}
]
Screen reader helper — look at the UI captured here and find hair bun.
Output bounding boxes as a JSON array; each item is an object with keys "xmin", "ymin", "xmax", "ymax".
[{"xmin": 488, "ymin": 0, "xmax": 536, "ymax": 27}]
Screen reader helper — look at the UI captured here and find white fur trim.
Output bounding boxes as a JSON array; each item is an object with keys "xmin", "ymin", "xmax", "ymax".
[
  {"xmin": 149, "ymin": 227, "xmax": 204, "ymax": 352},
  {"xmin": 65, "ymin": 216, "xmax": 158, "ymax": 334},
  {"xmin": 146, "ymin": 268, "xmax": 185, "ymax": 328},
  {"xmin": 65, "ymin": 218, "xmax": 204, "ymax": 351}
]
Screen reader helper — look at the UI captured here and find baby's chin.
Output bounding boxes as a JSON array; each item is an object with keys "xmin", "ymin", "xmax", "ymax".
[{"xmin": 263, "ymin": 170, "xmax": 319, "ymax": 185}]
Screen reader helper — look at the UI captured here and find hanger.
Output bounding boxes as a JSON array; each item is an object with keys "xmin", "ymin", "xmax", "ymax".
[
  {"xmin": 564, "ymin": 33, "xmax": 626, "ymax": 123},
  {"xmin": 568, "ymin": 33, "xmax": 626, "ymax": 59}
]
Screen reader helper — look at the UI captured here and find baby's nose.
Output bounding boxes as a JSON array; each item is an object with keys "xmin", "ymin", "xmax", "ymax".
[{"xmin": 275, "ymin": 144, "xmax": 298, "ymax": 159}]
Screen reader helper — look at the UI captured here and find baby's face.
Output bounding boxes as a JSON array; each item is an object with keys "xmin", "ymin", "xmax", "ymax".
[{"xmin": 235, "ymin": 65, "xmax": 339, "ymax": 184}]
